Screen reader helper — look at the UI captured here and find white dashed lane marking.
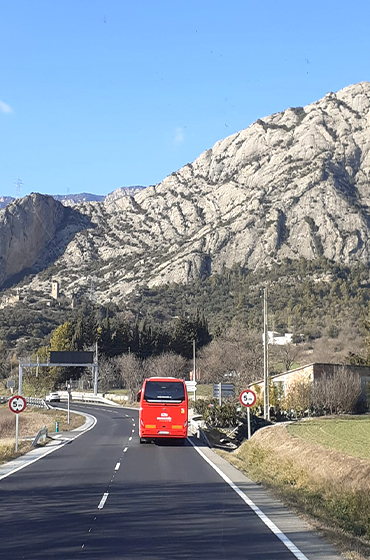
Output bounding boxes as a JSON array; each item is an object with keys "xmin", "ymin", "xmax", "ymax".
[{"xmin": 98, "ymin": 493, "xmax": 109, "ymax": 510}]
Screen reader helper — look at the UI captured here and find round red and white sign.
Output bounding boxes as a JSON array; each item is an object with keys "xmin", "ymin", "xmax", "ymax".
[
  {"xmin": 239, "ymin": 390, "xmax": 257, "ymax": 407},
  {"xmin": 9, "ymin": 395, "xmax": 27, "ymax": 414}
]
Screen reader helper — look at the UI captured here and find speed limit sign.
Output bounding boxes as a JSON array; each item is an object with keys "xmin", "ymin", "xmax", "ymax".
[
  {"xmin": 9, "ymin": 395, "xmax": 27, "ymax": 414},
  {"xmin": 239, "ymin": 390, "xmax": 256, "ymax": 407}
]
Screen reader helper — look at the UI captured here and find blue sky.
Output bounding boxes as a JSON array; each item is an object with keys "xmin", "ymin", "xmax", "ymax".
[{"xmin": 1, "ymin": 0, "xmax": 369, "ymax": 198}]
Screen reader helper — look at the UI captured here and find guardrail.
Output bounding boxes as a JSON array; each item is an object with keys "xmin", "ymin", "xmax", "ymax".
[
  {"xmin": 32, "ymin": 426, "xmax": 48, "ymax": 447},
  {"xmin": 0, "ymin": 396, "xmax": 48, "ymax": 408},
  {"xmin": 58, "ymin": 392, "xmax": 121, "ymax": 406},
  {"xmin": 1, "ymin": 392, "xmax": 125, "ymax": 408},
  {"xmin": 25, "ymin": 397, "xmax": 49, "ymax": 409}
]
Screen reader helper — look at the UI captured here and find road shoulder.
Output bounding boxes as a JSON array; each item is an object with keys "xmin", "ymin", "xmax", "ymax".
[{"xmin": 189, "ymin": 436, "xmax": 344, "ymax": 560}]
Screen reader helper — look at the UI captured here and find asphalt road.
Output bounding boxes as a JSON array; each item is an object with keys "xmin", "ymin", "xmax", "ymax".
[{"xmin": 0, "ymin": 404, "xmax": 342, "ymax": 560}]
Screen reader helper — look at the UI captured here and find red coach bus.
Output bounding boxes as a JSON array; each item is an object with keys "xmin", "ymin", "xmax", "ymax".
[{"xmin": 137, "ymin": 377, "xmax": 188, "ymax": 443}]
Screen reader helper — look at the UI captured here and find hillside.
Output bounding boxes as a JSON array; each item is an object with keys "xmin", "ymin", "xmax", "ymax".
[{"xmin": 1, "ymin": 82, "xmax": 370, "ymax": 309}]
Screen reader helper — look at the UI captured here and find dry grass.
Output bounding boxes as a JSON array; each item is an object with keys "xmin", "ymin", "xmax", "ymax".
[
  {"xmin": 253, "ymin": 423, "xmax": 370, "ymax": 493},
  {"xmin": 218, "ymin": 420, "xmax": 370, "ymax": 560},
  {"xmin": 287, "ymin": 416, "xmax": 370, "ymax": 461},
  {"xmin": 0, "ymin": 405, "xmax": 85, "ymax": 464}
]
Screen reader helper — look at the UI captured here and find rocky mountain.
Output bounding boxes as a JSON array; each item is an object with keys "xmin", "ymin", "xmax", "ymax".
[
  {"xmin": 0, "ymin": 196, "xmax": 14, "ymax": 210},
  {"xmin": 1, "ymin": 82, "xmax": 370, "ymax": 306},
  {"xmin": 0, "ymin": 194, "xmax": 91, "ymax": 289},
  {"xmin": 0, "ymin": 186, "xmax": 146, "ymax": 210}
]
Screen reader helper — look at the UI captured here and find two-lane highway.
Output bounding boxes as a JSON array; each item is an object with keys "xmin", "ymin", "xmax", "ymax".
[{"xmin": 0, "ymin": 404, "xmax": 342, "ymax": 559}]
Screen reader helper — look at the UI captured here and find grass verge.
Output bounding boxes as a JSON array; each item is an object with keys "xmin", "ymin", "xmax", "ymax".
[
  {"xmin": 0, "ymin": 405, "xmax": 85, "ymax": 465},
  {"xmin": 218, "ymin": 420, "xmax": 370, "ymax": 560}
]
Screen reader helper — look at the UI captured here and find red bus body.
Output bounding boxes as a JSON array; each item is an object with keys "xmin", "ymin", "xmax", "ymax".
[{"xmin": 138, "ymin": 377, "xmax": 188, "ymax": 442}]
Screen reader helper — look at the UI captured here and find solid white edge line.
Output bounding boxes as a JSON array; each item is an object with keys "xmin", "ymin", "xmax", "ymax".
[
  {"xmin": 189, "ymin": 440, "xmax": 309, "ymax": 560},
  {"xmin": 98, "ymin": 492, "xmax": 109, "ymax": 509},
  {"xmin": 0, "ymin": 413, "xmax": 98, "ymax": 482}
]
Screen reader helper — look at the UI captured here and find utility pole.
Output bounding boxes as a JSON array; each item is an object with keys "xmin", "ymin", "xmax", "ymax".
[
  {"xmin": 93, "ymin": 341, "xmax": 98, "ymax": 396},
  {"xmin": 89, "ymin": 277, "xmax": 95, "ymax": 303},
  {"xmin": 14, "ymin": 178, "xmax": 23, "ymax": 198},
  {"xmin": 193, "ymin": 339, "xmax": 196, "ymax": 402},
  {"xmin": 263, "ymin": 287, "xmax": 270, "ymax": 421}
]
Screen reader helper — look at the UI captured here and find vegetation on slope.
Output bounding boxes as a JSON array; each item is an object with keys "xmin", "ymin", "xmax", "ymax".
[
  {"xmin": 222, "ymin": 418, "xmax": 370, "ymax": 559},
  {"xmin": 1, "ymin": 257, "xmax": 370, "ymax": 354}
]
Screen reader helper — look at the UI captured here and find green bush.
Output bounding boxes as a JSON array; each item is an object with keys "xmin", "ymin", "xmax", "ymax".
[{"xmin": 194, "ymin": 398, "xmax": 241, "ymax": 427}]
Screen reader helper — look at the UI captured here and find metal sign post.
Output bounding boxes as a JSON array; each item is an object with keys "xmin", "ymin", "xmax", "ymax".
[
  {"xmin": 67, "ymin": 383, "xmax": 71, "ymax": 425},
  {"xmin": 213, "ymin": 383, "xmax": 235, "ymax": 406},
  {"xmin": 18, "ymin": 357, "xmax": 99, "ymax": 397},
  {"xmin": 239, "ymin": 390, "xmax": 257, "ymax": 439},
  {"xmin": 185, "ymin": 380, "xmax": 197, "ymax": 400},
  {"xmin": 9, "ymin": 395, "xmax": 27, "ymax": 452}
]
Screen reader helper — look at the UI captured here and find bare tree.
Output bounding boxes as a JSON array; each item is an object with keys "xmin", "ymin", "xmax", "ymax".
[
  {"xmin": 197, "ymin": 324, "xmax": 263, "ymax": 390},
  {"xmin": 312, "ymin": 367, "xmax": 362, "ymax": 414},
  {"xmin": 269, "ymin": 342, "xmax": 306, "ymax": 372},
  {"xmin": 116, "ymin": 353, "xmax": 147, "ymax": 402},
  {"xmin": 145, "ymin": 352, "xmax": 188, "ymax": 379},
  {"xmin": 98, "ymin": 356, "xmax": 122, "ymax": 393}
]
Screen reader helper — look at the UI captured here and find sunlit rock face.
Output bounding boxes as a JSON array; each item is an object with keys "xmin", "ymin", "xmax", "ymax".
[{"xmin": 2, "ymin": 82, "xmax": 370, "ymax": 304}]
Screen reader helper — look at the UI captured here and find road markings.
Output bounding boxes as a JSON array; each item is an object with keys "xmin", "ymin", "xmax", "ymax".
[
  {"xmin": 0, "ymin": 413, "xmax": 98, "ymax": 481},
  {"xmin": 98, "ymin": 493, "xmax": 109, "ymax": 509},
  {"xmin": 115, "ymin": 463, "xmax": 120, "ymax": 471},
  {"xmin": 190, "ymin": 441, "xmax": 309, "ymax": 560},
  {"xmin": 129, "ymin": 436, "xmax": 132, "ymax": 441},
  {"xmin": 123, "ymin": 447, "xmax": 128, "ymax": 453},
  {"xmin": 132, "ymin": 429, "xmax": 135, "ymax": 433}
]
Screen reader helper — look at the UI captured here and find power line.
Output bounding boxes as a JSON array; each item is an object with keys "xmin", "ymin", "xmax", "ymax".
[{"xmin": 14, "ymin": 178, "xmax": 23, "ymax": 198}]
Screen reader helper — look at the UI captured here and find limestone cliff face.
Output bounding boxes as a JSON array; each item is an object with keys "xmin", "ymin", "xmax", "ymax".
[
  {"xmin": 0, "ymin": 194, "xmax": 87, "ymax": 288},
  {"xmin": 1, "ymin": 82, "xmax": 370, "ymax": 303}
]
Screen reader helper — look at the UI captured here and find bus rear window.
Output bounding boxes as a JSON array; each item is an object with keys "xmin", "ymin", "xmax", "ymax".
[{"xmin": 144, "ymin": 381, "xmax": 185, "ymax": 402}]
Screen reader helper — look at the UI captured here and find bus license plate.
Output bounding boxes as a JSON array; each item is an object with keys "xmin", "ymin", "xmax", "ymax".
[{"xmin": 158, "ymin": 431, "xmax": 169, "ymax": 434}]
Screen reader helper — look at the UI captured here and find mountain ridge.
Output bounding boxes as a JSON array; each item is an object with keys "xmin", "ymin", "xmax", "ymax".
[
  {"xmin": 1, "ymin": 82, "xmax": 370, "ymax": 306},
  {"xmin": 0, "ymin": 186, "xmax": 146, "ymax": 210}
]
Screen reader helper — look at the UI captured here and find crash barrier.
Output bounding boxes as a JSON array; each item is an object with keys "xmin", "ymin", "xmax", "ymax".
[
  {"xmin": 188, "ymin": 415, "xmax": 211, "ymax": 447},
  {"xmin": 26, "ymin": 397, "xmax": 49, "ymax": 409},
  {"xmin": 0, "ymin": 396, "xmax": 48, "ymax": 408},
  {"xmin": 32, "ymin": 426, "xmax": 48, "ymax": 447},
  {"xmin": 58, "ymin": 391, "xmax": 121, "ymax": 406}
]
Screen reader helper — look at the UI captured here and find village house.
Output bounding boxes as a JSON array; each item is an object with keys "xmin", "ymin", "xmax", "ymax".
[{"xmin": 251, "ymin": 363, "xmax": 370, "ymax": 407}]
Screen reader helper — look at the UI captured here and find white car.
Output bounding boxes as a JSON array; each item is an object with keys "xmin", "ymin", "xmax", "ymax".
[{"xmin": 45, "ymin": 392, "xmax": 60, "ymax": 403}]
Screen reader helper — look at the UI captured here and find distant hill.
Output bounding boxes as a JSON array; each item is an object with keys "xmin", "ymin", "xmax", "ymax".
[
  {"xmin": 0, "ymin": 186, "xmax": 146, "ymax": 210},
  {"xmin": 0, "ymin": 196, "xmax": 15, "ymax": 210}
]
